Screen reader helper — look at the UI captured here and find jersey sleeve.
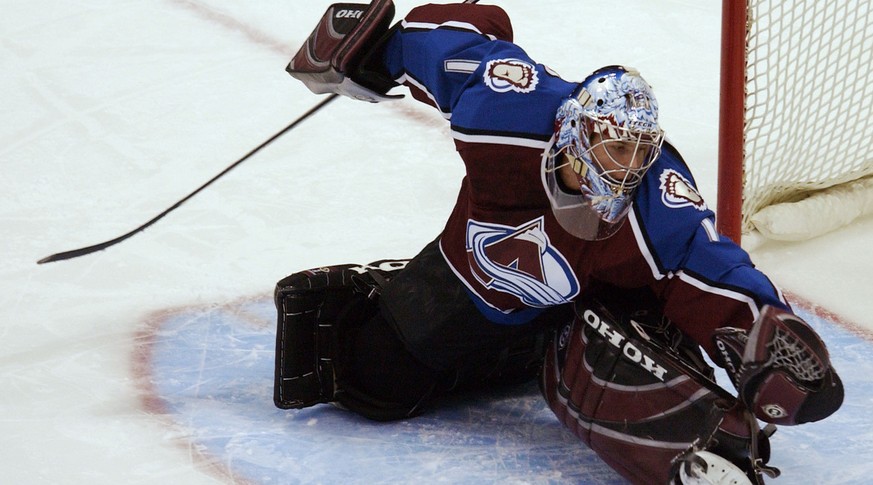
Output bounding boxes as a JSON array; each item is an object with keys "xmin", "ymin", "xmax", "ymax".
[
  {"xmin": 629, "ymin": 143, "xmax": 789, "ymax": 353},
  {"xmin": 379, "ymin": 3, "xmax": 514, "ymax": 116}
]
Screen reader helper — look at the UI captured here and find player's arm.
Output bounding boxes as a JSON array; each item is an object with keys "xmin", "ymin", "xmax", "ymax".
[
  {"xmin": 656, "ymin": 229, "xmax": 844, "ymax": 425},
  {"xmin": 286, "ymin": 1, "xmax": 514, "ymax": 108},
  {"xmin": 612, "ymin": 145, "xmax": 789, "ymax": 351},
  {"xmin": 379, "ymin": 3, "xmax": 513, "ymax": 113},
  {"xmin": 621, "ymin": 146, "xmax": 843, "ymax": 425}
]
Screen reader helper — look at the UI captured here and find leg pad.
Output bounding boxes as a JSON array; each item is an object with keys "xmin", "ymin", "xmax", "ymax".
[{"xmin": 273, "ymin": 261, "xmax": 407, "ymax": 409}]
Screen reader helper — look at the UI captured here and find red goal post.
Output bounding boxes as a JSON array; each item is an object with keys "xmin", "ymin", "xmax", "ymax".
[{"xmin": 717, "ymin": 0, "xmax": 873, "ymax": 245}]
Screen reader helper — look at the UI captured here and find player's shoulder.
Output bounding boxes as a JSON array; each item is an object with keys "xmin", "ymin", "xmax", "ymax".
[
  {"xmin": 640, "ymin": 141, "xmax": 707, "ymax": 214},
  {"xmin": 632, "ymin": 142, "xmax": 716, "ymax": 268},
  {"xmin": 451, "ymin": 54, "xmax": 575, "ymax": 139}
]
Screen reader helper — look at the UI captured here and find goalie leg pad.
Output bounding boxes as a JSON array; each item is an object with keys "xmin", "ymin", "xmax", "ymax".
[
  {"xmin": 336, "ymin": 303, "xmax": 445, "ymax": 421},
  {"xmin": 540, "ymin": 293, "xmax": 774, "ymax": 484},
  {"xmin": 713, "ymin": 306, "xmax": 844, "ymax": 425},
  {"xmin": 273, "ymin": 260, "xmax": 408, "ymax": 410}
]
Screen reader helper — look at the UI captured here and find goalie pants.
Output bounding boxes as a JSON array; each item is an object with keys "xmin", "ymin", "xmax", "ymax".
[{"xmin": 346, "ymin": 238, "xmax": 573, "ymax": 417}]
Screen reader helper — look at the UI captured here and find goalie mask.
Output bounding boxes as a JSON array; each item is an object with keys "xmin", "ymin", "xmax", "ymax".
[{"xmin": 543, "ymin": 65, "xmax": 665, "ymax": 240}]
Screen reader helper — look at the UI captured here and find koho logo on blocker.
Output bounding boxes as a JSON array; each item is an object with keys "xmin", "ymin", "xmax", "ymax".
[{"xmin": 335, "ymin": 9, "xmax": 364, "ymax": 20}]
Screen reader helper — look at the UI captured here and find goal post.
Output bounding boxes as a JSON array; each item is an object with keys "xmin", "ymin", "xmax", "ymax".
[
  {"xmin": 717, "ymin": 0, "xmax": 747, "ymax": 244},
  {"xmin": 716, "ymin": 0, "xmax": 873, "ymax": 245}
]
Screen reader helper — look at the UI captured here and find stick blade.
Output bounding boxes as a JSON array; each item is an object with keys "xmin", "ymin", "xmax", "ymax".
[{"xmin": 36, "ymin": 234, "xmax": 129, "ymax": 265}]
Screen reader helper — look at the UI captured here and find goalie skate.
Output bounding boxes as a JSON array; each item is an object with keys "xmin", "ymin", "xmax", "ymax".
[{"xmin": 676, "ymin": 451, "xmax": 753, "ymax": 485}]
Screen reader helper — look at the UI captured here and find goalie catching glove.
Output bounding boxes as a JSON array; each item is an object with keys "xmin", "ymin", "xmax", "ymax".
[
  {"xmin": 287, "ymin": 0, "xmax": 400, "ymax": 102},
  {"xmin": 713, "ymin": 306, "xmax": 844, "ymax": 425}
]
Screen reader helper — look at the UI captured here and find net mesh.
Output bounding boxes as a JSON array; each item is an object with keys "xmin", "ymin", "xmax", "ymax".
[
  {"xmin": 769, "ymin": 326, "xmax": 826, "ymax": 384},
  {"xmin": 742, "ymin": 1, "xmax": 873, "ymax": 233}
]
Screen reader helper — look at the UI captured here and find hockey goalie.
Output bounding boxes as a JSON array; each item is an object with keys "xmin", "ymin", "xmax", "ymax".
[{"xmin": 273, "ymin": 2, "xmax": 844, "ymax": 483}]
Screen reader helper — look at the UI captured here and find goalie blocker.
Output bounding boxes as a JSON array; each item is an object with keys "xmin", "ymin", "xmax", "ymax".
[{"xmin": 286, "ymin": 0, "xmax": 400, "ymax": 102}]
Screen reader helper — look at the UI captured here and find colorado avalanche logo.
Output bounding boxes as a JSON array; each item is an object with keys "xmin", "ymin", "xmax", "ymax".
[
  {"xmin": 466, "ymin": 217, "xmax": 579, "ymax": 307},
  {"xmin": 659, "ymin": 169, "xmax": 707, "ymax": 211},
  {"xmin": 483, "ymin": 58, "xmax": 539, "ymax": 94}
]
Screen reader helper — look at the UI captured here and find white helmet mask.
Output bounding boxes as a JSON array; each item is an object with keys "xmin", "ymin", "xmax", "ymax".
[{"xmin": 543, "ymin": 66, "xmax": 665, "ymax": 240}]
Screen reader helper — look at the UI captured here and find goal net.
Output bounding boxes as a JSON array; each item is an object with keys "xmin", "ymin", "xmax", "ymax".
[{"xmin": 717, "ymin": 0, "xmax": 873, "ymax": 243}]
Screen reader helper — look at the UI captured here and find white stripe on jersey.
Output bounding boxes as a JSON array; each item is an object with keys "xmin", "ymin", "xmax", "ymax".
[
  {"xmin": 701, "ymin": 218, "xmax": 719, "ymax": 242},
  {"xmin": 628, "ymin": 207, "xmax": 761, "ymax": 318},
  {"xmin": 629, "ymin": 207, "xmax": 666, "ymax": 281},
  {"xmin": 401, "ymin": 20, "xmax": 498, "ymax": 40},
  {"xmin": 394, "ymin": 73, "xmax": 452, "ymax": 120},
  {"xmin": 451, "ymin": 130, "xmax": 551, "ymax": 149},
  {"xmin": 444, "ymin": 59, "xmax": 481, "ymax": 74},
  {"xmin": 676, "ymin": 270, "xmax": 761, "ymax": 320}
]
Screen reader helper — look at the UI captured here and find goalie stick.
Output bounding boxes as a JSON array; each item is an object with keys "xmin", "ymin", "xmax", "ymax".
[
  {"xmin": 37, "ymin": 0, "xmax": 481, "ymax": 265},
  {"xmin": 36, "ymin": 94, "xmax": 338, "ymax": 264}
]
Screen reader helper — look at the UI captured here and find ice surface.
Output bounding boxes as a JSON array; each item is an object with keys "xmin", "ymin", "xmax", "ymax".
[
  {"xmin": 2, "ymin": 1, "xmax": 871, "ymax": 483},
  {"xmin": 137, "ymin": 297, "xmax": 872, "ymax": 484}
]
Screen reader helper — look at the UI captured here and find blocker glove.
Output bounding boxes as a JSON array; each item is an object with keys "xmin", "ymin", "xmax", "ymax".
[{"xmin": 286, "ymin": 1, "xmax": 400, "ymax": 102}]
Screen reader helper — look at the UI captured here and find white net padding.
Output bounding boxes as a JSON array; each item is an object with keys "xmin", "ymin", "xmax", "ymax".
[{"xmin": 742, "ymin": 1, "xmax": 873, "ymax": 240}]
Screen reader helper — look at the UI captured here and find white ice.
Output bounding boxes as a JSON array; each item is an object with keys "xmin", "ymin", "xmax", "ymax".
[{"xmin": 2, "ymin": 1, "xmax": 871, "ymax": 484}]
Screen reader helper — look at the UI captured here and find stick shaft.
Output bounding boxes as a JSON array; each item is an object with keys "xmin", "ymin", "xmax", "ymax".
[
  {"xmin": 39, "ymin": 0, "xmax": 480, "ymax": 265},
  {"xmin": 37, "ymin": 94, "xmax": 339, "ymax": 264}
]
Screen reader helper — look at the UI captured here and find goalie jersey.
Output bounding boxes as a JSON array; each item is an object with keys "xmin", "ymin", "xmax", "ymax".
[{"xmin": 378, "ymin": 3, "xmax": 787, "ymax": 354}]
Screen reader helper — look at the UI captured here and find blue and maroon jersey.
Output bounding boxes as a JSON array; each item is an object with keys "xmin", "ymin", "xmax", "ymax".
[{"xmin": 379, "ymin": 4, "xmax": 787, "ymax": 353}]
